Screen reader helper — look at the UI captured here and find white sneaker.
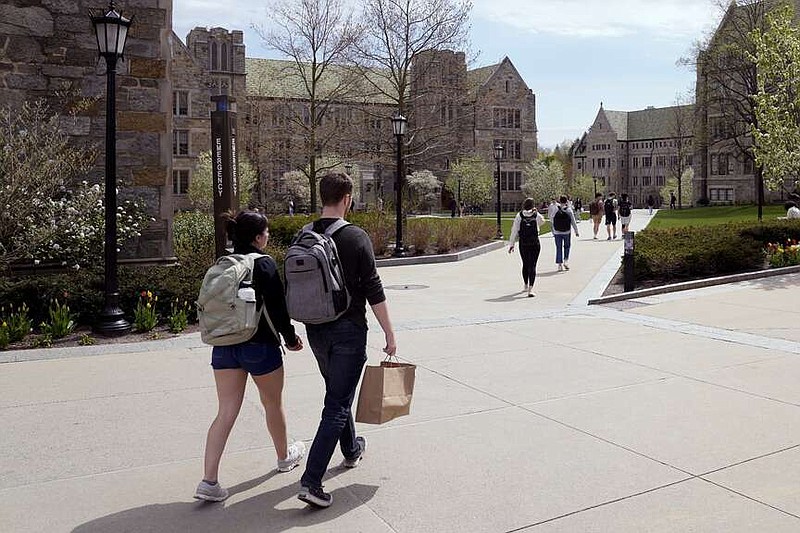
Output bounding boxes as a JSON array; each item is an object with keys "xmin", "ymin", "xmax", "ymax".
[
  {"xmin": 563, "ymin": 262, "xmax": 570, "ymax": 271},
  {"xmin": 557, "ymin": 264, "xmax": 564, "ymax": 271},
  {"xmin": 194, "ymin": 480, "xmax": 229, "ymax": 502},
  {"xmin": 277, "ymin": 441, "xmax": 306, "ymax": 472}
]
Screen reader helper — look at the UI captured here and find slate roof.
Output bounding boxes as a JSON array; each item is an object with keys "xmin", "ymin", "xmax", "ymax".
[
  {"xmin": 466, "ymin": 63, "xmax": 500, "ymax": 99},
  {"xmin": 246, "ymin": 58, "xmax": 397, "ymax": 104},
  {"xmin": 602, "ymin": 105, "xmax": 694, "ymax": 140}
]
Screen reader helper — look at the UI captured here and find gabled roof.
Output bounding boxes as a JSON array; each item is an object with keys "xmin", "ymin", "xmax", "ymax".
[
  {"xmin": 466, "ymin": 62, "xmax": 500, "ymax": 99},
  {"xmin": 602, "ymin": 109, "xmax": 629, "ymax": 139},
  {"xmin": 596, "ymin": 105, "xmax": 694, "ymax": 140},
  {"xmin": 246, "ymin": 58, "xmax": 397, "ymax": 104}
]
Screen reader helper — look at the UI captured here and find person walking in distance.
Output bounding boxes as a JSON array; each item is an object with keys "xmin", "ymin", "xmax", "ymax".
[
  {"xmin": 646, "ymin": 194, "xmax": 655, "ymax": 215},
  {"xmin": 549, "ymin": 195, "xmax": 580, "ymax": 271},
  {"xmin": 589, "ymin": 193, "xmax": 604, "ymax": 239},
  {"xmin": 195, "ymin": 210, "xmax": 305, "ymax": 503},
  {"xmin": 618, "ymin": 193, "xmax": 633, "ymax": 235},
  {"xmin": 604, "ymin": 192, "xmax": 618, "ymax": 240},
  {"xmin": 298, "ymin": 173, "xmax": 397, "ymax": 509},
  {"xmin": 670, "ymin": 191, "xmax": 677, "ymax": 210},
  {"xmin": 508, "ymin": 198, "xmax": 545, "ymax": 297}
]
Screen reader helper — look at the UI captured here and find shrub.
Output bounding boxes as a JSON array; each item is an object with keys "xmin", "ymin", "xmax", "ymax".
[
  {"xmin": 349, "ymin": 212, "xmax": 394, "ymax": 256},
  {"xmin": 633, "ymin": 220, "xmax": 800, "ymax": 283},
  {"xmin": 173, "ymin": 211, "xmax": 215, "ymax": 268},
  {"xmin": 268, "ymin": 214, "xmax": 314, "ymax": 247}
]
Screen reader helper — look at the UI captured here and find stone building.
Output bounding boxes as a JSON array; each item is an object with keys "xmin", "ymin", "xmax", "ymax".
[
  {"xmin": 572, "ymin": 104, "xmax": 694, "ymax": 207},
  {"xmin": 693, "ymin": 0, "xmax": 792, "ymax": 205},
  {"xmin": 168, "ymin": 27, "xmax": 246, "ymax": 210},
  {"xmin": 0, "ymin": 0, "xmax": 175, "ymax": 260}
]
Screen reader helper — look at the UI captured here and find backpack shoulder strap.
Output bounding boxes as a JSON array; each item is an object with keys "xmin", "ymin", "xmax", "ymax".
[{"xmin": 323, "ymin": 218, "xmax": 351, "ymax": 237}]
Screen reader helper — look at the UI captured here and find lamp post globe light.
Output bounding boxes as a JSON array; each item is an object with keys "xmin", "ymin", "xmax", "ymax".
[
  {"xmin": 91, "ymin": 2, "xmax": 133, "ymax": 336},
  {"xmin": 493, "ymin": 143, "xmax": 505, "ymax": 240},
  {"xmin": 391, "ymin": 114, "xmax": 407, "ymax": 257}
]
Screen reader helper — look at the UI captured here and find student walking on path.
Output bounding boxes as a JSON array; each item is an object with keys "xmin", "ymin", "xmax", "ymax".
[
  {"xmin": 619, "ymin": 193, "xmax": 633, "ymax": 234},
  {"xmin": 548, "ymin": 195, "xmax": 580, "ymax": 271},
  {"xmin": 646, "ymin": 194, "xmax": 655, "ymax": 215},
  {"xmin": 604, "ymin": 192, "xmax": 618, "ymax": 240},
  {"xmin": 589, "ymin": 193, "xmax": 604, "ymax": 239},
  {"xmin": 195, "ymin": 210, "xmax": 305, "ymax": 503},
  {"xmin": 508, "ymin": 198, "xmax": 545, "ymax": 297},
  {"xmin": 297, "ymin": 173, "xmax": 397, "ymax": 509}
]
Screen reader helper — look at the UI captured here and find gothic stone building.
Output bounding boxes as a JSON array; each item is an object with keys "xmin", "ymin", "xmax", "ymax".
[
  {"xmin": 572, "ymin": 104, "xmax": 694, "ymax": 207},
  {"xmin": 0, "ymin": 0, "xmax": 176, "ymax": 260},
  {"xmin": 694, "ymin": 0, "xmax": 793, "ymax": 204}
]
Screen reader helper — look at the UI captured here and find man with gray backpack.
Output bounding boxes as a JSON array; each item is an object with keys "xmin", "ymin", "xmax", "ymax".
[{"xmin": 287, "ymin": 173, "xmax": 397, "ymax": 509}]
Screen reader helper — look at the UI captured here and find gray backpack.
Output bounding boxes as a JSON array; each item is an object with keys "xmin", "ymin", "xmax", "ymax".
[
  {"xmin": 284, "ymin": 220, "xmax": 351, "ymax": 324},
  {"xmin": 196, "ymin": 253, "xmax": 278, "ymax": 346}
]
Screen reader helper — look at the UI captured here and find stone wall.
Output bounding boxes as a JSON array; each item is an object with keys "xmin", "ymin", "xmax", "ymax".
[{"xmin": 0, "ymin": 0, "xmax": 174, "ymax": 260}]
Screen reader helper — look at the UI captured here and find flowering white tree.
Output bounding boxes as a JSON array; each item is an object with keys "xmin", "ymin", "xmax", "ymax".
[
  {"xmin": 522, "ymin": 159, "xmax": 566, "ymax": 204},
  {"xmin": 406, "ymin": 170, "xmax": 441, "ymax": 213},
  {"xmin": 0, "ymin": 101, "xmax": 150, "ymax": 271},
  {"xmin": 188, "ymin": 150, "xmax": 258, "ymax": 210}
]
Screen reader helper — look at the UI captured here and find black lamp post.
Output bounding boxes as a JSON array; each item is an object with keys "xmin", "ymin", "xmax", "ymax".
[
  {"xmin": 493, "ymin": 143, "xmax": 505, "ymax": 239},
  {"xmin": 391, "ymin": 114, "xmax": 407, "ymax": 256},
  {"xmin": 91, "ymin": 2, "xmax": 132, "ymax": 336},
  {"xmin": 593, "ymin": 176, "xmax": 598, "ymax": 197}
]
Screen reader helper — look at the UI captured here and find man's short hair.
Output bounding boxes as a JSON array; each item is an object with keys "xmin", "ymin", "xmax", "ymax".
[{"xmin": 319, "ymin": 173, "xmax": 353, "ymax": 206}]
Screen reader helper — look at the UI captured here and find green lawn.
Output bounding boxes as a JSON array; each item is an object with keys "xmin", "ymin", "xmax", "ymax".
[{"xmin": 648, "ymin": 205, "xmax": 787, "ymax": 229}]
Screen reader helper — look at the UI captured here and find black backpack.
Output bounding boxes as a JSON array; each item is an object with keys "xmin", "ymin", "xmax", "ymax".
[
  {"xmin": 619, "ymin": 201, "xmax": 632, "ymax": 217},
  {"xmin": 552, "ymin": 207, "xmax": 571, "ymax": 232},
  {"xmin": 518, "ymin": 212, "xmax": 539, "ymax": 244},
  {"xmin": 604, "ymin": 198, "xmax": 615, "ymax": 217}
]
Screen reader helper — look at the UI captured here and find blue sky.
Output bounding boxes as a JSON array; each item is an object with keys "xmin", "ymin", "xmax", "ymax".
[{"xmin": 173, "ymin": 0, "xmax": 721, "ymax": 149}]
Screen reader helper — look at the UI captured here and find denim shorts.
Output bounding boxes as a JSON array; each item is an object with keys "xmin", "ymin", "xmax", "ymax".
[{"xmin": 211, "ymin": 342, "xmax": 283, "ymax": 376}]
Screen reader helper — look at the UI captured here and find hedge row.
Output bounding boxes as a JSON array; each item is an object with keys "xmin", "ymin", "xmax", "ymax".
[{"xmin": 632, "ymin": 219, "xmax": 800, "ymax": 283}]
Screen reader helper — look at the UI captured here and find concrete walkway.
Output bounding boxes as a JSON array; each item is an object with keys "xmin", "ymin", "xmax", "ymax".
[{"xmin": 2, "ymin": 209, "xmax": 799, "ymax": 532}]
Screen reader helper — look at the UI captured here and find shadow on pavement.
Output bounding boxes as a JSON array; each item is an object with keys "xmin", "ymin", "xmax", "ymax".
[
  {"xmin": 485, "ymin": 291, "xmax": 531, "ymax": 303},
  {"xmin": 71, "ymin": 476, "xmax": 379, "ymax": 533}
]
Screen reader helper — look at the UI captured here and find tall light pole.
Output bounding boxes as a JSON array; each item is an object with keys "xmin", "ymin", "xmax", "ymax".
[
  {"xmin": 391, "ymin": 114, "xmax": 407, "ymax": 256},
  {"xmin": 493, "ymin": 143, "xmax": 505, "ymax": 239},
  {"xmin": 91, "ymin": 2, "xmax": 132, "ymax": 336},
  {"xmin": 593, "ymin": 176, "xmax": 598, "ymax": 197}
]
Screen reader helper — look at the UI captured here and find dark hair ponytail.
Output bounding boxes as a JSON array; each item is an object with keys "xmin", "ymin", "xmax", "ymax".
[{"xmin": 221, "ymin": 210, "xmax": 268, "ymax": 248}]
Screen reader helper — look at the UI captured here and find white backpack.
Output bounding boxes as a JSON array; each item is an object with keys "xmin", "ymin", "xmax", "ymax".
[
  {"xmin": 284, "ymin": 220, "xmax": 351, "ymax": 324},
  {"xmin": 196, "ymin": 253, "xmax": 277, "ymax": 346}
]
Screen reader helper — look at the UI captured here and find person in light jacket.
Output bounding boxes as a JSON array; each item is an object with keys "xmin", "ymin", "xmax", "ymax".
[{"xmin": 548, "ymin": 195, "xmax": 580, "ymax": 271}]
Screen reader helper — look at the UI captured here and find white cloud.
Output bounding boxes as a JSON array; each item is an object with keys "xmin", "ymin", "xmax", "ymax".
[{"xmin": 473, "ymin": 0, "xmax": 720, "ymax": 40}]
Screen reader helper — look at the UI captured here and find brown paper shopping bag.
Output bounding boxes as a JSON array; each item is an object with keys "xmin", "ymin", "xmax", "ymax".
[{"xmin": 355, "ymin": 359, "xmax": 416, "ymax": 424}]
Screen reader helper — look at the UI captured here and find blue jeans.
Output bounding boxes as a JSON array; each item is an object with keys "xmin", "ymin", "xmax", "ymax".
[
  {"xmin": 554, "ymin": 233, "xmax": 572, "ymax": 264},
  {"xmin": 301, "ymin": 319, "xmax": 368, "ymax": 489}
]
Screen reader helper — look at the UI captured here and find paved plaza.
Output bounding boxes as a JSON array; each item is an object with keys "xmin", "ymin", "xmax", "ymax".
[{"xmin": 2, "ymin": 210, "xmax": 800, "ymax": 532}]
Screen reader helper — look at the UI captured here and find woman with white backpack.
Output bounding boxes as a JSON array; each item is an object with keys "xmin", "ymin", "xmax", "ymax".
[{"xmin": 194, "ymin": 210, "xmax": 305, "ymax": 502}]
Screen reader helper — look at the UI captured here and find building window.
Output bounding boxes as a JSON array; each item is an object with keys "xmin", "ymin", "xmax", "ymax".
[
  {"xmin": 173, "ymin": 130, "xmax": 189, "ymax": 156},
  {"xmin": 633, "ymin": 176, "xmax": 638, "ymax": 186},
  {"xmin": 743, "ymin": 156, "xmax": 754, "ymax": 175},
  {"xmin": 710, "ymin": 187, "xmax": 734, "ymax": 202},
  {"xmin": 656, "ymin": 155, "xmax": 666, "ymax": 167},
  {"xmin": 494, "ymin": 139, "xmax": 522, "ymax": 160},
  {"xmin": 493, "ymin": 108, "xmax": 521, "ymax": 129},
  {"xmin": 173, "ymin": 91, "xmax": 189, "ymax": 116},
  {"xmin": 172, "ymin": 169, "xmax": 190, "ymax": 195},
  {"xmin": 221, "ymin": 42, "xmax": 229, "ymax": 71},
  {"xmin": 500, "ymin": 170, "xmax": 522, "ymax": 191},
  {"xmin": 210, "ymin": 40, "xmax": 219, "ymax": 70}
]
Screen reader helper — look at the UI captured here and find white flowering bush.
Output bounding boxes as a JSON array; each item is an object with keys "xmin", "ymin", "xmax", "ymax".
[
  {"xmin": 20, "ymin": 181, "xmax": 151, "ymax": 268},
  {"xmin": 0, "ymin": 101, "xmax": 151, "ymax": 271}
]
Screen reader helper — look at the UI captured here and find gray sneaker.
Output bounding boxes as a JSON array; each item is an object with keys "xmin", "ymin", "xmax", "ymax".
[
  {"xmin": 277, "ymin": 440, "xmax": 306, "ymax": 472},
  {"xmin": 194, "ymin": 480, "xmax": 229, "ymax": 502},
  {"xmin": 343, "ymin": 436, "xmax": 366, "ymax": 468}
]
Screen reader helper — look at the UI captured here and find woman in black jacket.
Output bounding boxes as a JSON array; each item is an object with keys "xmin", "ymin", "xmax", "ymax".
[{"xmin": 195, "ymin": 210, "xmax": 305, "ymax": 502}]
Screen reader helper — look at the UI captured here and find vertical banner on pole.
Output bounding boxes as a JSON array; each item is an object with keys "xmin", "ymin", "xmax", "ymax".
[{"xmin": 211, "ymin": 95, "xmax": 240, "ymax": 258}]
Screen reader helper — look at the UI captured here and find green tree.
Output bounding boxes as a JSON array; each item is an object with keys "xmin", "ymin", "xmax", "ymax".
[
  {"xmin": 660, "ymin": 168, "xmax": 694, "ymax": 207},
  {"xmin": 188, "ymin": 151, "xmax": 258, "ymax": 211},
  {"xmin": 522, "ymin": 159, "xmax": 566, "ymax": 204},
  {"xmin": 568, "ymin": 173, "xmax": 595, "ymax": 205},
  {"xmin": 445, "ymin": 155, "xmax": 493, "ymax": 208},
  {"xmin": 750, "ymin": 2, "xmax": 800, "ymax": 191}
]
